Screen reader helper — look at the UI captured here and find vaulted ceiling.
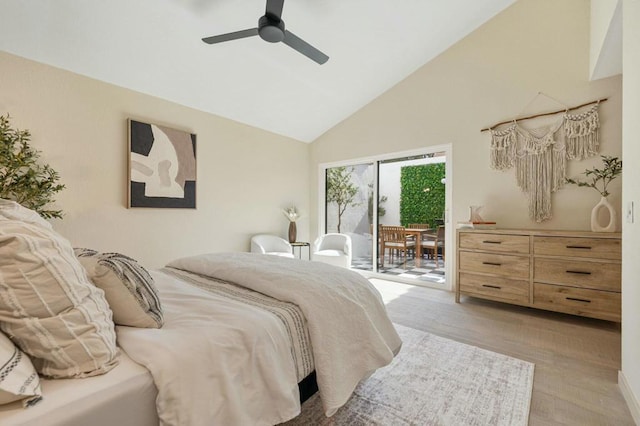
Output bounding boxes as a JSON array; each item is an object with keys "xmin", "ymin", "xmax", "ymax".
[{"xmin": 0, "ymin": 0, "xmax": 517, "ymax": 142}]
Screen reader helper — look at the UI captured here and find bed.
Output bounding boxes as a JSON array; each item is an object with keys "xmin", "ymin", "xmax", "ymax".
[
  {"xmin": 0, "ymin": 200, "xmax": 402, "ymax": 426},
  {"xmin": 0, "ymin": 352, "xmax": 159, "ymax": 426}
]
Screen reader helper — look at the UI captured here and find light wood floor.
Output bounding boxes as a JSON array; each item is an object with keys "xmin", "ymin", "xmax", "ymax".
[{"xmin": 370, "ymin": 279, "xmax": 635, "ymax": 426}]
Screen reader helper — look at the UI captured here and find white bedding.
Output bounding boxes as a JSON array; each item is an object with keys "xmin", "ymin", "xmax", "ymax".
[
  {"xmin": 117, "ymin": 269, "xmax": 302, "ymax": 426},
  {"xmin": 0, "ymin": 352, "xmax": 158, "ymax": 426},
  {"xmin": 0, "ymin": 253, "xmax": 401, "ymax": 426},
  {"xmin": 167, "ymin": 252, "xmax": 403, "ymax": 417}
]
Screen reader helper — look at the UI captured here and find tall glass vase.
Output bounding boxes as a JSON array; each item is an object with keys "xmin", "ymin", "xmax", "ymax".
[{"xmin": 288, "ymin": 221, "xmax": 297, "ymax": 243}]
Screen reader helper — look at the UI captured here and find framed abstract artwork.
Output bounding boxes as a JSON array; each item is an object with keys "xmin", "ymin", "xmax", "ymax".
[{"xmin": 128, "ymin": 119, "xmax": 197, "ymax": 208}]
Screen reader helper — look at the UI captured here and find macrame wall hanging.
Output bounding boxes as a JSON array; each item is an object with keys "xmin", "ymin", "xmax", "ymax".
[{"xmin": 482, "ymin": 93, "xmax": 606, "ymax": 223}]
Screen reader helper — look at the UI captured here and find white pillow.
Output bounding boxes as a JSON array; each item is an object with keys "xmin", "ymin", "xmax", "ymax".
[
  {"xmin": 0, "ymin": 199, "xmax": 119, "ymax": 378},
  {"xmin": 75, "ymin": 249, "xmax": 163, "ymax": 329},
  {"xmin": 0, "ymin": 331, "xmax": 42, "ymax": 407}
]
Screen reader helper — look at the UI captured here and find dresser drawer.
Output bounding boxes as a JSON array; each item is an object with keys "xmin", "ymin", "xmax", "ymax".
[
  {"xmin": 459, "ymin": 272, "xmax": 529, "ymax": 304},
  {"xmin": 533, "ymin": 236, "xmax": 621, "ymax": 260},
  {"xmin": 459, "ymin": 233, "xmax": 530, "ymax": 254},
  {"xmin": 533, "ymin": 283, "xmax": 621, "ymax": 322},
  {"xmin": 458, "ymin": 251, "xmax": 529, "ymax": 279},
  {"xmin": 534, "ymin": 258, "xmax": 621, "ymax": 291}
]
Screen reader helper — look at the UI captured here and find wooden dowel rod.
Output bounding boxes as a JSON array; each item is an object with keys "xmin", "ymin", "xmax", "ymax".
[{"xmin": 480, "ymin": 98, "xmax": 608, "ymax": 132}]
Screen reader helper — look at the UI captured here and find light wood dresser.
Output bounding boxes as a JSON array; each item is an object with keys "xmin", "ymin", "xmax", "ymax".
[{"xmin": 456, "ymin": 229, "xmax": 621, "ymax": 322}]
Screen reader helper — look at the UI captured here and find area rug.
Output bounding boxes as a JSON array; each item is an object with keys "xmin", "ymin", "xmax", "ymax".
[{"xmin": 283, "ymin": 324, "xmax": 534, "ymax": 426}]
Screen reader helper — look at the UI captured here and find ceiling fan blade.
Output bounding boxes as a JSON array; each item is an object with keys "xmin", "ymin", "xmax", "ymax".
[
  {"xmin": 283, "ymin": 30, "xmax": 329, "ymax": 64},
  {"xmin": 265, "ymin": 0, "xmax": 284, "ymax": 20},
  {"xmin": 202, "ymin": 28, "xmax": 259, "ymax": 44}
]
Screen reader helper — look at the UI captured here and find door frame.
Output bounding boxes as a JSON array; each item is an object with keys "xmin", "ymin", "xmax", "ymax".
[{"xmin": 318, "ymin": 143, "xmax": 453, "ymax": 291}]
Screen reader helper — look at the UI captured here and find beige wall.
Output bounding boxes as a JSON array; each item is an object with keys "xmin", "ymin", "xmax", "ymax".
[
  {"xmin": 310, "ymin": 0, "xmax": 621, "ymax": 241},
  {"xmin": 621, "ymin": 0, "xmax": 640, "ymax": 421},
  {"xmin": 0, "ymin": 51, "xmax": 310, "ymax": 269}
]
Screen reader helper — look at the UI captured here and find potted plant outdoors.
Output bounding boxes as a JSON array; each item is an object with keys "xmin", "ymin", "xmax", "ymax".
[
  {"xmin": 0, "ymin": 114, "xmax": 65, "ymax": 219},
  {"xmin": 326, "ymin": 166, "xmax": 360, "ymax": 233},
  {"xmin": 565, "ymin": 155, "xmax": 622, "ymax": 232}
]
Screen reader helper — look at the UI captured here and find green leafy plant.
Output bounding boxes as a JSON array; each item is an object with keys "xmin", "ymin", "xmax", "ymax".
[
  {"xmin": 326, "ymin": 166, "xmax": 360, "ymax": 233},
  {"xmin": 0, "ymin": 114, "xmax": 65, "ymax": 219},
  {"xmin": 367, "ymin": 183, "xmax": 387, "ymax": 222},
  {"xmin": 565, "ymin": 155, "xmax": 622, "ymax": 198},
  {"xmin": 400, "ymin": 163, "xmax": 445, "ymax": 227}
]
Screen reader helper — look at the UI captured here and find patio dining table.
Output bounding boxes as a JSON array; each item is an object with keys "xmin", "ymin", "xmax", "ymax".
[{"xmin": 403, "ymin": 228, "xmax": 432, "ymax": 264}]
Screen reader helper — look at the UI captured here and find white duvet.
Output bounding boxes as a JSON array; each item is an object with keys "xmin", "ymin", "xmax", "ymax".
[
  {"xmin": 117, "ymin": 270, "xmax": 301, "ymax": 426},
  {"xmin": 168, "ymin": 252, "xmax": 402, "ymax": 417},
  {"xmin": 118, "ymin": 253, "xmax": 402, "ymax": 426}
]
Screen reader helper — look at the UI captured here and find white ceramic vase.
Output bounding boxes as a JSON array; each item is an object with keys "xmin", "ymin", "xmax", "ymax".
[{"xmin": 590, "ymin": 196, "xmax": 616, "ymax": 232}]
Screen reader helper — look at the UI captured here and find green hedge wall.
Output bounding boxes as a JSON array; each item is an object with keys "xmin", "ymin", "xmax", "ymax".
[{"xmin": 400, "ymin": 163, "xmax": 445, "ymax": 227}]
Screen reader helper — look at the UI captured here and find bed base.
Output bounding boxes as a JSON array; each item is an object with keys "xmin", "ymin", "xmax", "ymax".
[{"xmin": 298, "ymin": 370, "xmax": 318, "ymax": 403}]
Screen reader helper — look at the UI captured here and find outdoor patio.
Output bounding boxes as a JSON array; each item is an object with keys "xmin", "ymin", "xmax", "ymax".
[{"xmin": 351, "ymin": 255, "xmax": 445, "ymax": 285}]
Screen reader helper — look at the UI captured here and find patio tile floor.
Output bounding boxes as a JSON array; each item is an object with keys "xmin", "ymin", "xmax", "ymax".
[{"xmin": 351, "ymin": 256, "xmax": 446, "ymax": 285}]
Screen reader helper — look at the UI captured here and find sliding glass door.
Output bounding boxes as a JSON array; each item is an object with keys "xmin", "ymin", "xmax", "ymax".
[
  {"xmin": 324, "ymin": 163, "xmax": 375, "ymax": 272},
  {"xmin": 377, "ymin": 153, "xmax": 447, "ymax": 285},
  {"xmin": 320, "ymin": 145, "xmax": 452, "ymax": 289}
]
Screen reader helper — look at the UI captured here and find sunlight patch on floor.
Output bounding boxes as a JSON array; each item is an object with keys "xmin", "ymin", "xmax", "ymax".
[{"xmin": 369, "ymin": 278, "xmax": 415, "ymax": 304}]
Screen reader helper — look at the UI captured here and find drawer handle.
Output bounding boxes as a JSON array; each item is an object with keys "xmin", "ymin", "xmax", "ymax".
[
  {"xmin": 566, "ymin": 245, "xmax": 592, "ymax": 250},
  {"xmin": 566, "ymin": 270, "xmax": 592, "ymax": 275},
  {"xmin": 566, "ymin": 297, "xmax": 591, "ymax": 303},
  {"xmin": 482, "ymin": 240, "xmax": 502, "ymax": 244},
  {"xmin": 482, "ymin": 262, "xmax": 502, "ymax": 266},
  {"xmin": 482, "ymin": 284, "xmax": 502, "ymax": 289}
]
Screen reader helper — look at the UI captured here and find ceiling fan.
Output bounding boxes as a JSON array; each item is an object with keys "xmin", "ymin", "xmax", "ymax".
[{"xmin": 201, "ymin": 0, "xmax": 329, "ymax": 64}]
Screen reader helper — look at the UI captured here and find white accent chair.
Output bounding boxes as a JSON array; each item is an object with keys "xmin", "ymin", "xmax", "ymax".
[
  {"xmin": 311, "ymin": 233, "xmax": 352, "ymax": 268},
  {"xmin": 250, "ymin": 234, "xmax": 294, "ymax": 258}
]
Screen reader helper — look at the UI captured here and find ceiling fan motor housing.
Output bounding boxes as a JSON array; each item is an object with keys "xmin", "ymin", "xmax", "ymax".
[
  {"xmin": 258, "ymin": 15, "xmax": 285, "ymax": 43},
  {"xmin": 201, "ymin": 0, "xmax": 329, "ymax": 65}
]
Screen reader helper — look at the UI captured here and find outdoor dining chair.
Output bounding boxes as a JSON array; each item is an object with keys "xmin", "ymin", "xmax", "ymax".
[{"xmin": 380, "ymin": 225, "xmax": 416, "ymax": 267}]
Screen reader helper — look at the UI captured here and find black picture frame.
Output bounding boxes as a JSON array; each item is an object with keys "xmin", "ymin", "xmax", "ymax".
[{"xmin": 128, "ymin": 119, "xmax": 197, "ymax": 208}]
